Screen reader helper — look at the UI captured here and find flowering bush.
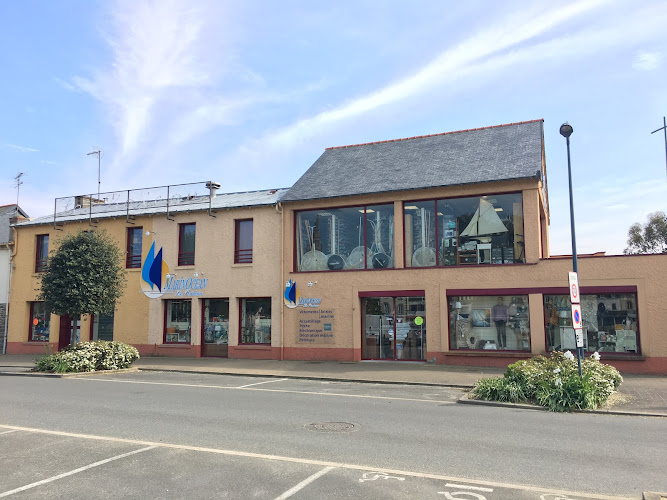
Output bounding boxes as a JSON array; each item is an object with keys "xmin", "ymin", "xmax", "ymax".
[
  {"xmin": 34, "ymin": 341, "xmax": 140, "ymax": 373},
  {"xmin": 473, "ymin": 351, "xmax": 623, "ymax": 412}
]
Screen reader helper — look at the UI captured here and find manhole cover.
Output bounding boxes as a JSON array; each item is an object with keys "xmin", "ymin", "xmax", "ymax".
[{"xmin": 305, "ymin": 422, "xmax": 358, "ymax": 432}]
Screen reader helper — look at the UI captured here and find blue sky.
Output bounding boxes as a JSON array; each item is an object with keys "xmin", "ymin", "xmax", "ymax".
[{"xmin": 1, "ymin": 0, "xmax": 666, "ymax": 255}]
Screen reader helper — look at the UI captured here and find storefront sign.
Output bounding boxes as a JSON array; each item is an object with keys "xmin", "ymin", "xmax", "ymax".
[
  {"xmin": 298, "ymin": 309, "xmax": 334, "ymax": 343},
  {"xmin": 141, "ymin": 241, "xmax": 208, "ymax": 298},
  {"xmin": 284, "ymin": 279, "xmax": 322, "ymax": 308}
]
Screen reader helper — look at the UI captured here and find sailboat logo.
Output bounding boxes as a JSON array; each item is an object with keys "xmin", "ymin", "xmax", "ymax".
[
  {"xmin": 141, "ymin": 241, "xmax": 171, "ymax": 298},
  {"xmin": 284, "ymin": 279, "xmax": 300, "ymax": 308}
]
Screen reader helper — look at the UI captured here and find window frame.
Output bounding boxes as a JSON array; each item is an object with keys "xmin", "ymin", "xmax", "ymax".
[
  {"xmin": 238, "ymin": 297, "xmax": 272, "ymax": 345},
  {"xmin": 90, "ymin": 312, "xmax": 115, "ymax": 341},
  {"xmin": 28, "ymin": 301, "xmax": 50, "ymax": 342},
  {"xmin": 35, "ymin": 234, "xmax": 49, "ymax": 273},
  {"xmin": 234, "ymin": 219, "xmax": 253, "ymax": 264},
  {"xmin": 178, "ymin": 223, "xmax": 196, "ymax": 266},
  {"xmin": 126, "ymin": 226, "xmax": 143, "ymax": 269},
  {"xmin": 163, "ymin": 299, "xmax": 192, "ymax": 344},
  {"xmin": 403, "ymin": 191, "xmax": 525, "ymax": 268}
]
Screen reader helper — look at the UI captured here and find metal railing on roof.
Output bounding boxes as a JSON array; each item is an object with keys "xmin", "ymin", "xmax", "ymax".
[{"xmin": 53, "ymin": 181, "xmax": 218, "ymax": 229}]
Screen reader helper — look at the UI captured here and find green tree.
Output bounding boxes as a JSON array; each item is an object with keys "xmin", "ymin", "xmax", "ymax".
[
  {"xmin": 624, "ymin": 211, "xmax": 667, "ymax": 255},
  {"xmin": 39, "ymin": 230, "xmax": 126, "ymax": 346}
]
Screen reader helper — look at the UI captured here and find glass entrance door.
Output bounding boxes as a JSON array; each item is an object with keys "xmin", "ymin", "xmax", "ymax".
[
  {"xmin": 362, "ymin": 295, "xmax": 426, "ymax": 360},
  {"xmin": 202, "ymin": 299, "xmax": 229, "ymax": 357}
]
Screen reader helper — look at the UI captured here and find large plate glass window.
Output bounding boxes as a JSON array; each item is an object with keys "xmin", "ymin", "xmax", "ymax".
[
  {"xmin": 362, "ymin": 295, "xmax": 426, "ymax": 360},
  {"xmin": 296, "ymin": 204, "xmax": 394, "ymax": 271},
  {"xmin": 29, "ymin": 302, "xmax": 50, "ymax": 341},
  {"xmin": 404, "ymin": 193, "xmax": 524, "ymax": 267},
  {"xmin": 164, "ymin": 299, "xmax": 191, "ymax": 343},
  {"xmin": 544, "ymin": 293, "xmax": 639, "ymax": 354},
  {"xmin": 202, "ymin": 299, "xmax": 229, "ymax": 357},
  {"xmin": 91, "ymin": 312, "xmax": 114, "ymax": 341},
  {"xmin": 239, "ymin": 298, "xmax": 271, "ymax": 344},
  {"xmin": 448, "ymin": 295, "xmax": 531, "ymax": 351}
]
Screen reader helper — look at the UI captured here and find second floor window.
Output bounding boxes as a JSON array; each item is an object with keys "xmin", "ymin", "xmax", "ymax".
[
  {"xmin": 126, "ymin": 227, "xmax": 143, "ymax": 268},
  {"xmin": 178, "ymin": 223, "xmax": 196, "ymax": 266},
  {"xmin": 235, "ymin": 219, "xmax": 253, "ymax": 263},
  {"xmin": 35, "ymin": 234, "xmax": 49, "ymax": 272}
]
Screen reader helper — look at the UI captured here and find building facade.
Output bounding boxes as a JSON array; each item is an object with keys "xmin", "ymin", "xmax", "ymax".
[{"xmin": 6, "ymin": 120, "xmax": 667, "ymax": 373}]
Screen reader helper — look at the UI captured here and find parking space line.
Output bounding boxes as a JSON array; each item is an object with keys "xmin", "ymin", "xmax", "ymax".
[
  {"xmin": 0, "ymin": 424, "xmax": 626, "ymax": 500},
  {"xmin": 0, "ymin": 430, "xmax": 18, "ymax": 435},
  {"xmin": 237, "ymin": 378, "xmax": 288, "ymax": 388},
  {"xmin": 0, "ymin": 446, "xmax": 156, "ymax": 498},
  {"xmin": 444, "ymin": 483, "xmax": 493, "ymax": 492},
  {"xmin": 75, "ymin": 378, "xmax": 456, "ymax": 404},
  {"xmin": 273, "ymin": 466, "xmax": 335, "ymax": 500}
]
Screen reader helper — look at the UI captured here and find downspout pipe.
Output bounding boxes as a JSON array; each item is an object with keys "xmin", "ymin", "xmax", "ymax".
[{"xmin": 275, "ymin": 201, "xmax": 284, "ymax": 361}]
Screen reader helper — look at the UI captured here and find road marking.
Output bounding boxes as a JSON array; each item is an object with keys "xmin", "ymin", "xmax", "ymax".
[
  {"xmin": 0, "ymin": 446, "xmax": 155, "ymax": 498},
  {"xmin": 273, "ymin": 466, "xmax": 335, "ymax": 500},
  {"xmin": 0, "ymin": 424, "xmax": 626, "ymax": 500},
  {"xmin": 73, "ymin": 378, "xmax": 456, "ymax": 404},
  {"xmin": 444, "ymin": 483, "xmax": 494, "ymax": 492},
  {"xmin": 237, "ymin": 378, "xmax": 288, "ymax": 388},
  {"xmin": 0, "ymin": 430, "xmax": 18, "ymax": 435}
]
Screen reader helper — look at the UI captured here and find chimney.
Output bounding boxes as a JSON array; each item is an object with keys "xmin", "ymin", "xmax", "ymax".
[{"xmin": 206, "ymin": 181, "xmax": 221, "ymax": 199}]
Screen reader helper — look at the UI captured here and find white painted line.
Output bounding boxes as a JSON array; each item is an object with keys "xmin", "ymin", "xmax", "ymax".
[
  {"xmin": 0, "ymin": 446, "xmax": 156, "ymax": 498},
  {"xmin": 75, "ymin": 378, "xmax": 456, "ymax": 404},
  {"xmin": 444, "ymin": 483, "xmax": 494, "ymax": 492},
  {"xmin": 273, "ymin": 466, "xmax": 335, "ymax": 500},
  {"xmin": 0, "ymin": 424, "xmax": 627, "ymax": 500},
  {"xmin": 0, "ymin": 430, "xmax": 18, "ymax": 435},
  {"xmin": 236, "ymin": 378, "xmax": 288, "ymax": 388}
]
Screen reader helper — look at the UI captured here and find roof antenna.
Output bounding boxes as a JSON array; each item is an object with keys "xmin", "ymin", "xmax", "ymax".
[
  {"xmin": 87, "ymin": 148, "xmax": 102, "ymax": 202},
  {"xmin": 14, "ymin": 172, "xmax": 24, "ymax": 215}
]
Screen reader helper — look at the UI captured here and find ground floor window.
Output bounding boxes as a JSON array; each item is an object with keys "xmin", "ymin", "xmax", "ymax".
[
  {"xmin": 203, "ymin": 299, "xmax": 229, "ymax": 345},
  {"xmin": 449, "ymin": 295, "xmax": 530, "ymax": 351},
  {"xmin": 29, "ymin": 302, "xmax": 50, "ymax": 342},
  {"xmin": 239, "ymin": 298, "xmax": 271, "ymax": 344},
  {"xmin": 362, "ymin": 295, "xmax": 426, "ymax": 360},
  {"xmin": 544, "ymin": 293, "xmax": 639, "ymax": 353},
  {"xmin": 91, "ymin": 312, "xmax": 114, "ymax": 341},
  {"xmin": 164, "ymin": 300, "xmax": 192, "ymax": 344}
]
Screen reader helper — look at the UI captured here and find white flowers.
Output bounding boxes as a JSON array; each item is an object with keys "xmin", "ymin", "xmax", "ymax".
[
  {"xmin": 553, "ymin": 367, "xmax": 561, "ymax": 374},
  {"xmin": 591, "ymin": 352, "xmax": 601, "ymax": 361},
  {"xmin": 555, "ymin": 377, "xmax": 563, "ymax": 387},
  {"xmin": 563, "ymin": 350, "xmax": 575, "ymax": 361}
]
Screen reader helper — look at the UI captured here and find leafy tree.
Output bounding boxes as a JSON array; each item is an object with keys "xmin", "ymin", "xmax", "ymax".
[
  {"xmin": 39, "ymin": 230, "xmax": 126, "ymax": 346},
  {"xmin": 624, "ymin": 211, "xmax": 667, "ymax": 255}
]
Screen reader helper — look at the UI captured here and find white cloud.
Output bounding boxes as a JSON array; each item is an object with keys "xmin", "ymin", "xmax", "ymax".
[
  {"xmin": 633, "ymin": 51, "xmax": 663, "ymax": 71},
  {"xmin": 2, "ymin": 144, "xmax": 39, "ymax": 153}
]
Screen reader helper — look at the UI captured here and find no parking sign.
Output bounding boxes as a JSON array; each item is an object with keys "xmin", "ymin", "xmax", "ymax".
[{"xmin": 571, "ymin": 303, "xmax": 583, "ymax": 329}]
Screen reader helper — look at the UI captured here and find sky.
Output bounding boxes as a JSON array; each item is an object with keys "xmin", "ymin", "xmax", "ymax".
[{"xmin": 1, "ymin": 0, "xmax": 666, "ymax": 256}]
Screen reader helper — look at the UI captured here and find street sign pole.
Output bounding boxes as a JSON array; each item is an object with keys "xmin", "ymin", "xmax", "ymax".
[{"xmin": 569, "ymin": 272, "xmax": 583, "ymax": 378}]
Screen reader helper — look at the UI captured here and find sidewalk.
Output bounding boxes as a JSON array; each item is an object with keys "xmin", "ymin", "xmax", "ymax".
[{"xmin": 2, "ymin": 354, "xmax": 666, "ymax": 416}]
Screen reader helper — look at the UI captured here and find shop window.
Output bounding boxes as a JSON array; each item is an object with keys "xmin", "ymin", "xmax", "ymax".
[
  {"xmin": 296, "ymin": 204, "xmax": 394, "ymax": 271},
  {"xmin": 544, "ymin": 293, "xmax": 639, "ymax": 354},
  {"xmin": 362, "ymin": 294, "xmax": 426, "ymax": 360},
  {"xmin": 91, "ymin": 312, "xmax": 114, "ymax": 341},
  {"xmin": 239, "ymin": 298, "xmax": 271, "ymax": 344},
  {"xmin": 404, "ymin": 193, "xmax": 524, "ymax": 267},
  {"xmin": 203, "ymin": 299, "xmax": 229, "ymax": 345},
  {"xmin": 449, "ymin": 295, "xmax": 531, "ymax": 351},
  {"xmin": 126, "ymin": 227, "xmax": 143, "ymax": 268},
  {"xmin": 29, "ymin": 302, "xmax": 50, "ymax": 341},
  {"xmin": 35, "ymin": 234, "xmax": 49, "ymax": 272},
  {"xmin": 178, "ymin": 223, "xmax": 196, "ymax": 266},
  {"xmin": 234, "ymin": 219, "xmax": 253, "ymax": 263},
  {"xmin": 164, "ymin": 300, "xmax": 191, "ymax": 343}
]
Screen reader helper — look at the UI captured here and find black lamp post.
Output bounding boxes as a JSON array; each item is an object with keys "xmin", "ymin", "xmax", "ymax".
[{"xmin": 560, "ymin": 122, "xmax": 583, "ymax": 377}]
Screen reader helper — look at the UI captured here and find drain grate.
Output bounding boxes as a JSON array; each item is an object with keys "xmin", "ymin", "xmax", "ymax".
[{"xmin": 306, "ymin": 422, "xmax": 357, "ymax": 432}]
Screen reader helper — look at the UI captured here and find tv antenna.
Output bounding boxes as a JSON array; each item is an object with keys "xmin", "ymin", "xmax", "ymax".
[
  {"xmin": 14, "ymin": 172, "xmax": 24, "ymax": 214},
  {"xmin": 87, "ymin": 148, "xmax": 103, "ymax": 201},
  {"xmin": 650, "ymin": 117, "xmax": 667, "ymax": 179}
]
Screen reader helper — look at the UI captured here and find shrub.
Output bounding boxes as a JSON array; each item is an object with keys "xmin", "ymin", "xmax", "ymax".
[
  {"xmin": 472, "ymin": 351, "xmax": 623, "ymax": 412},
  {"xmin": 34, "ymin": 341, "xmax": 140, "ymax": 373}
]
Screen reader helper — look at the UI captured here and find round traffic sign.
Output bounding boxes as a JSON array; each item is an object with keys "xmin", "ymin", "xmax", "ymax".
[{"xmin": 571, "ymin": 283, "xmax": 578, "ymax": 299}]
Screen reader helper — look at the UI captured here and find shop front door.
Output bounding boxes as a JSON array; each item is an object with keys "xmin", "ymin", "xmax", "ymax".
[
  {"xmin": 201, "ymin": 298, "xmax": 229, "ymax": 357},
  {"xmin": 362, "ymin": 295, "xmax": 426, "ymax": 361},
  {"xmin": 58, "ymin": 315, "xmax": 72, "ymax": 351}
]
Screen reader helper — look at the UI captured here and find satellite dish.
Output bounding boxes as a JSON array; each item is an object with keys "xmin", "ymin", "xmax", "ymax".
[
  {"xmin": 327, "ymin": 254, "xmax": 346, "ymax": 270},
  {"xmin": 346, "ymin": 246, "xmax": 372, "ymax": 269},
  {"xmin": 300, "ymin": 250, "xmax": 328, "ymax": 271},
  {"xmin": 412, "ymin": 247, "xmax": 436, "ymax": 267}
]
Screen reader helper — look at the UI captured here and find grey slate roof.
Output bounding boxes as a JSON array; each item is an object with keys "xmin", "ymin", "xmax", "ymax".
[
  {"xmin": 0, "ymin": 204, "xmax": 28, "ymax": 244},
  {"xmin": 281, "ymin": 120, "xmax": 544, "ymax": 202},
  {"xmin": 16, "ymin": 188, "xmax": 288, "ymax": 227}
]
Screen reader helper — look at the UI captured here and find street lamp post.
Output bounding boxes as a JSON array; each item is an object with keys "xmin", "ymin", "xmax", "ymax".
[{"xmin": 560, "ymin": 122, "xmax": 583, "ymax": 378}]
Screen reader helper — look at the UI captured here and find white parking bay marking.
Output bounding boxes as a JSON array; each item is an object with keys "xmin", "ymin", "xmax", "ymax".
[
  {"xmin": 236, "ymin": 378, "xmax": 288, "ymax": 388},
  {"xmin": 444, "ymin": 483, "xmax": 493, "ymax": 492},
  {"xmin": 0, "ymin": 446, "xmax": 156, "ymax": 498},
  {"xmin": 273, "ymin": 466, "xmax": 335, "ymax": 500},
  {"xmin": 0, "ymin": 430, "xmax": 18, "ymax": 435}
]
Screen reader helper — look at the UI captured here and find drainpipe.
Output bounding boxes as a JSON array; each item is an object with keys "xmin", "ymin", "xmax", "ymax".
[
  {"xmin": 276, "ymin": 201, "xmax": 284, "ymax": 361},
  {"xmin": 3, "ymin": 223, "xmax": 18, "ymax": 354}
]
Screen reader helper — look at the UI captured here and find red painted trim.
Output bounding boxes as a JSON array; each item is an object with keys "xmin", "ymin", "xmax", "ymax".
[
  {"xmin": 200, "ymin": 298, "xmax": 230, "ymax": 357},
  {"xmin": 238, "ymin": 297, "xmax": 272, "ymax": 345},
  {"xmin": 178, "ymin": 223, "xmax": 196, "ymax": 266},
  {"xmin": 163, "ymin": 299, "xmax": 192, "ymax": 345},
  {"xmin": 358, "ymin": 290, "xmax": 425, "ymax": 297},
  {"xmin": 228, "ymin": 345, "xmax": 280, "ymax": 360},
  {"xmin": 126, "ymin": 226, "xmax": 143, "ymax": 268},
  {"xmin": 35, "ymin": 234, "xmax": 48, "ymax": 273},
  {"xmin": 283, "ymin": 346, "xmax": 356, "ymax": 362},
  {"xmin": 234, "ymin": 219, "xmax": 253, "ymax": 264}
]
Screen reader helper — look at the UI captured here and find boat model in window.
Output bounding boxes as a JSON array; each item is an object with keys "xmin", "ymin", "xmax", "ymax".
[{"xmin": 459, "ymin": 199, "xmax": 507, "ymax": 242}]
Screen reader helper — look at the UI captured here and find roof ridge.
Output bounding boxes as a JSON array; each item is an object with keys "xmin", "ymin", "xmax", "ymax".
[{"xmin": 325, "ymin": 119, "xmax": 544, "ymax": 150}]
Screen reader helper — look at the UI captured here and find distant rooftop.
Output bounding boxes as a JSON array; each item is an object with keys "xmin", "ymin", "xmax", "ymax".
[
  {"xmin": 0, "ymin": 204, "xmax": 28, "ymax": 244},
  {"xmin": 282, "ymin": 120, "xmax": 544, "ymax": 203}
]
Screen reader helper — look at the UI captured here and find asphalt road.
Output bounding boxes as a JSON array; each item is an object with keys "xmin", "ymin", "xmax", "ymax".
[{"xmin": 1, "ymin": 372, "xmax": 665, "ymax": 499}]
